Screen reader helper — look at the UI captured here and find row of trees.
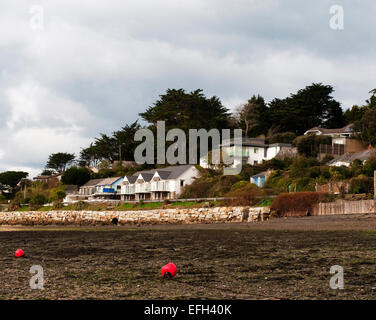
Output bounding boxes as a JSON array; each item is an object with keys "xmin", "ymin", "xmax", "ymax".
[{"xmin": 40, "ymin": 84, "xmax": 376, "ymax": 179}]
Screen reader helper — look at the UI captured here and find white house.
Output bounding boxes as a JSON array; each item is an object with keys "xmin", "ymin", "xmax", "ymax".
[
  {"xmin": 121, "ymin": 164, "xmax": 200, "ymax": 201},
  {"xmin": 78, "ymin": 177, "xmax": 124, "ymax": 200},
  {"xmin": 200, "ymin": 137, "xmax": 293, "ymax": 168}
]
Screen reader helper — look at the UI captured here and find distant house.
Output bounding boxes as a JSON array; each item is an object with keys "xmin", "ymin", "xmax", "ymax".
[
  {"xmin": 121, "ymin": 165, "xmax": 200, "ymax": 201},
  {"xmin": 326, "ymin": 149, "xmax": 375, "ymax": 167},
  {"xmin": 33, "ymin": 173, "xmax": 62, "ymax": 183},
  {"xmin": 200, "ymin": 137, "xmax": 295, "ymax": 168},
  {"xmin": 304, "ymin": 124, "xmax": 355, "ymax": 138},
  {"xmin": 304, "ymin": 124, "xmax": 365, "ymax": 157},
  {"xmin": 250, "ymin": 170, "xmax": 273, "ymax": 188}
]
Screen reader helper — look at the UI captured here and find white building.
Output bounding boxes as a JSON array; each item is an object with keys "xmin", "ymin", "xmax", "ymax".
[
  {"xmin": 120, "ymin": 165, "xmax": 200, "ymax": 201},
  {"xmin": 200, "ymin": 138, "xmax": 293, "ymax": 168}
]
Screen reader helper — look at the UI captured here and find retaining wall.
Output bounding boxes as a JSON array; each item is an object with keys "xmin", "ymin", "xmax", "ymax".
[
  {"xmin": 0, "ymin": 206, "xmax": 270, "ymax": 226},
  {"xmin": 314, "ymin": 200, "xmax": 376, "ymax": 216}
]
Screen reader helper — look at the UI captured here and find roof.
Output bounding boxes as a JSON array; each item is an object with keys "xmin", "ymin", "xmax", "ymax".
[
  {"xmin": 221, "ymin": 137, "xmax": 268, "ymax": 148},
  {"xmin": 132, "ymin": 164, "xmax": 196, "ymax": 181},
  {"xmin": 154, "ymin": 170, "xmax": 171, "ymax": 180},
  {"xmin": 137, "ymin": 173, "xmax": 154, "ymax": 182},
  {"xmin": 33, "ymin": 173, "xmax": 62, "ymax": 180},
  {"xmin": 305, "ymin": 124, "xmax": 354, "ymax": 136},
  {"xmin": 251, "ymin": 171, "xmax": 269, "ymax": 178},
  {"xmin": 81, "ymin": 178, "xmax": 105, "ymax": 187},
  {"xmin": 97, "ymin": 177, "xmax": 123, "ymax": 186},
  {"xmin": 219, "ymin": 138, "xmax": 292, "ymax": 149},
  {"xmin": 275, "ymin": 147, "xmax": 298, "ymax": 159},
  {"xmin": 124, "ymin": 175, "xmax": 137, "ymax": 184},
  {"xmin": 327, "ymin": 149, "xmax": 375, "ymax": 165}
]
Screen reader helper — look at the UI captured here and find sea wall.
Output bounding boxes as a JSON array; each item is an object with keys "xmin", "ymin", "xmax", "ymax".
[{"xmin": 0, "ymin": 206, "xmax": 271, "ymax": 225}]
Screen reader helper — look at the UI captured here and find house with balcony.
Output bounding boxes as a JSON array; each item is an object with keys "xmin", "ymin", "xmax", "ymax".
[
  {"xmin": 304, "ymin": 124, "xmax": 365, "ymax": 158},
  {"xmin": 78, "ymin": 176, "xmax": 123, "ymax": 200},
  {"xmin": 120, "ymin": 164, "xmax": 200, "ymax": 201},
  {"xmin": 199, "ymin": 137, "xmax": 294, "ymax": 169}
]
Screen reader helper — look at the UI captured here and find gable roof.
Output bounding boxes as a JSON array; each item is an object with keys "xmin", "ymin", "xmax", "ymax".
[
  {"xmin": 124, "ymin": 175, "xmax": 137, "ymax": 184},
  {"xmin": 131, "ymin": 165, "xmax": 196, "ymax": 182},
  {"xmin": 154, "ymin": 170, "xmax": 171, "ymax": 180}
]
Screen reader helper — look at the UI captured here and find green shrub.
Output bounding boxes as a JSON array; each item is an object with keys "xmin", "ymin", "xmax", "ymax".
[
  {"xmin": 230, "ymin": 180, "xmax": 249, "ymax": 192},
  {"xmin": 30, "ymin": 194, "xmax": 47, "ymax": 205},
  {"xmin": 350, "ymin": 176, "xmax": 373, "ymax": 194},
  {"xmin": 72, "ymin": 201, "xmax": 89, "ymax": 210},
  {"xmin": 51, "ymin": 201, "xmax": 65, "ymax": 210},
  {"xmin": 224, "ymin": 183, "xmax": 264, "ymax": 206}
]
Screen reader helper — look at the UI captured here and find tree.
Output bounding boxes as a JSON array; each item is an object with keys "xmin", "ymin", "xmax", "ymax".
[
  {"xmin": 268, "ymin": 83, "xmax": 345, "ymax": 135},
  {"xmin": 61, "ymin": 166, "xmax": 91, "ymax": 186},
  {"xmin": 0, "ymin": 171, "xmax": 29, "ymax": 191},
  {"xmin": 294, "ymin": 135, "xmax": 332, "ymax": 157},
  {"xmin": 235, "ymin": 95, "xmax": 268, "ymax": 137},
  {"xmin": 46, "ymin": 152, "xmax": 75, "ymax": 173},
  {"xmin": 79, "ymin": 120, "xmax": 142, "ymax": 166},
  {"xmin": 344, "ymin": 105, "xmax": 366, "ymax": 124},
  {"xmin": 140, "ymin": 89, "xmax": 231, "ymax": 132},
  {"xmin": 112, "ymin": 121, "xmax": 142, "ymax": 162},
  {"xmin": 41, "ymin": 169, "xmax": 54, "ymax": 176},
  {"xmin": 355, "ymin": 107, "xmax": 376, "ymax": 146}
]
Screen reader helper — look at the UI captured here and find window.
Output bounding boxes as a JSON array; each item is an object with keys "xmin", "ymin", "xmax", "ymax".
[
  {"xmin": 180, "ymin": 180, "xmax": 185, "ymax": 187},
  {"xmin": 254, "ymin": 148, "xmax": 258, "ymax": 154}
]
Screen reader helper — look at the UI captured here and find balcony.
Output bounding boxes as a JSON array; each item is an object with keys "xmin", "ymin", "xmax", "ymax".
[
  {"xmin": 151, "ymin": 181, "xmax": 170, "ymax": 192},
  {"xmin": 135, "ymin": 183, "xmax": 151, "ymax": 193},
  {"xmin": 94, "ymin": 187, "xmax": 116, "ymax": 195},
  {"xmin": 121, "ymin": 185, "xmax": 135, "ymax": 194}
]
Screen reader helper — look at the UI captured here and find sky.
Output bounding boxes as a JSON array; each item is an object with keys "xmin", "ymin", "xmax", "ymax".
[{"xmin": 0, "ymin": 0, "xmax": 375, "ymax": 178}]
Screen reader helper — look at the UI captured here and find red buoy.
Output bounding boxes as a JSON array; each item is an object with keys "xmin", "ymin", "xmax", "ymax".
[
  {"xmin": 161, "ymin": 263, "xmax": 177, "ymax": 278},
  {"xmin": 15, "ymin": 249, "xmax": 24, "ymax": 258}
]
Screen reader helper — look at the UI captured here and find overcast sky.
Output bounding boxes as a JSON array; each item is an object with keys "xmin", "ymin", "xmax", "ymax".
[{"xmin": 0, "ymin": 0, "xmax": 375, "ymax": 178}]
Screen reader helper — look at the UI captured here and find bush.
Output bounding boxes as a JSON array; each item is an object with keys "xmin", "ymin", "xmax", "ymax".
[
  {"xmin": 29, "ymin": 194, "xmax": 47, "ymax": 205},
  {"xmin": 350, "ymin": 176, "xmax": 373, "ymax": 194},
  {"xmin": 72, "ymin": 201, "xmax": 89, "ymax": 210},
  {"xmin": 51, "ymin": 201, "xmax": 64, "ymax": 210},
  {"xmin": 363, "ymin": 156, "xmax": 376, "ymax": 177},
  {"xmin": 271, "ymin": 192, "xmax": 328, "ymax": 217},
  {"xmin": 224, "ymin": 183, "xmax": 264, "ymax": 206},
  {"xmin": 230, "ymin": 180, "xmax": 249, "ymax": 192}
]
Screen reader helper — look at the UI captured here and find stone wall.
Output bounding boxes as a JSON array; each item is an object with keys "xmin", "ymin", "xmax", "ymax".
[{"xmin": 0, "ymin": 206, "xmax": 271, "ymax": 226}]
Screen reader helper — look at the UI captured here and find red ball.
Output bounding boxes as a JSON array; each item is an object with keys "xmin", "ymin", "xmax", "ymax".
[
  {"xmin": 161, "ymin": 263, "xmax": 177, "ymax": 278},
  {"xmin": 15, "ymin": 249, "xmax": 24, "ymax": 258}
]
